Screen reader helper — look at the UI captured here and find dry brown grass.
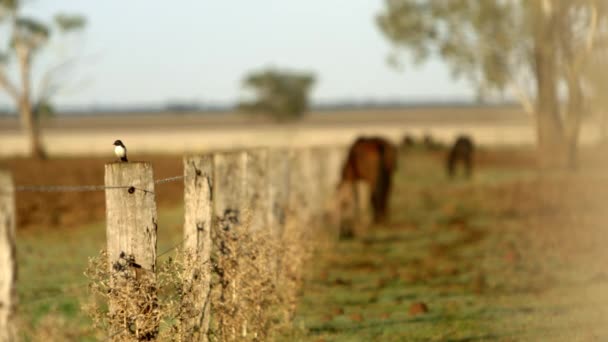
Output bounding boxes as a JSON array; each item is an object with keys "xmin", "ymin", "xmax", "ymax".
[
  {"xmin": 209, "ymin": 209, "xmax": 289, "ymax": 341},
  {"xmin": 85, "ymin": 250, "xmax": 208, "ymax": 341},
  {"xmin": 85, "ymin": 250, "xmax": 160, "ymax": 341},
  {"xmin": 84, "ymin": 207, "xmax": 323, "ymax": 341},
  {"xmin": 18, "ymin": 311, "xmax": 95, "ymax": 341},
  {"xmin": 274, "ymin": 219, "xmax": 314, "ymax": 325}
]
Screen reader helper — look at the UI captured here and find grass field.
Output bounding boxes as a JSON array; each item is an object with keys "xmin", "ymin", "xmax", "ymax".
[
  {"xmin": 16, "ymin": 207, "xmax": 185, "ymax": 341},
  {"xmin": 0, "ymin": 107, "xmax": 593, "ymax": 157},
  {"xmin": 282, "ymin": 148, "xmax": 608, "ymax": 341},
  {"xmin": 10, "ymin": 146, "xmax": 608, "ymax": 341}
]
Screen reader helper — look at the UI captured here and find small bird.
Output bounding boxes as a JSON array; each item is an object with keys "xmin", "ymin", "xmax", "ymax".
[{"xmin": 113, "ymin": 140, "xmax": 128, "ymax": 162}]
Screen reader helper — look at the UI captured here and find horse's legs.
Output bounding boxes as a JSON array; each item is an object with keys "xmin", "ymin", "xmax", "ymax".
[
  {"xmin": 375, "ymin": 179, "xmax": 391, "ymax": 223},
  {"xmin": 371, "ymin": 188, "xmax": 382, "ymax": 223},
  {"xmin": 465, "ymin": 153, "xmax": 473, "ymax": 178},
  {"xmin": 447, "ymin": 153, "xmax": 456, "ymax": 178}
]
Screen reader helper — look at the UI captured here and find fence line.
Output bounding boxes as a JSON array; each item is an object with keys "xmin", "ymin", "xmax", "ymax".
[
  {"xmin": 0, "ymin": 145, "xmax": 347, "ymax": 341},
  {"xmin": 10, "ymin": 174, "xmax": 184, "ymax": 193}
]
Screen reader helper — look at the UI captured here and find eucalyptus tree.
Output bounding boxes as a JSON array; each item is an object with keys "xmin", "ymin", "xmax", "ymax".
[
  {"xmin": 238, "ymin": 68, "xmax": 316, "ymax": 122},
  {"xmin": 0, "ymin": 0, "xmax": 85, "ymax": 158},
  {"xmin": 377, "ymin": 0, "xmax": 608, "ymax": 168}
]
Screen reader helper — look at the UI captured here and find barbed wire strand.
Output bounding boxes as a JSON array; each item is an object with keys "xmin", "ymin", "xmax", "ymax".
[
  {"xmin": 7, "ymin": 175, "xmax": 184, "ymax": 193},
  {"xmin": 157, "ymin": 232, "xmax": 195, "ymax": 258},
  {"xmin": 154, "ymin": 175, "xmax": 185, "ymax": 185},
  {"xmin": 22, "ymin": 234, "xmax": 192, "ymax": 307},
  {"xmin": 8, "ymin": 174, "xmax": 188, "ymax": 336}
]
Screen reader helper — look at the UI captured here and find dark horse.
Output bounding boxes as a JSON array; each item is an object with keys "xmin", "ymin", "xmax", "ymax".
[
  {"xmin": 337, "ymin": 136, "xmax": 397, "ymax": 225},
  {"xmin": 446, "ymin": 135, "xmax": 474, "ymax": 178}
]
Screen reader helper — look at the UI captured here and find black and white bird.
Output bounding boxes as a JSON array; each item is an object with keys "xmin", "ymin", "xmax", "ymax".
[{"xmin": 113, "ymin": 140, "xmax": 128, "ymax": 162}]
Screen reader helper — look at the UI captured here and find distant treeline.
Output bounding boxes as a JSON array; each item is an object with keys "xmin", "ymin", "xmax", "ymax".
[{"xmin": 0, "ymin": 99, "xmax": 520, "ymax": 116}]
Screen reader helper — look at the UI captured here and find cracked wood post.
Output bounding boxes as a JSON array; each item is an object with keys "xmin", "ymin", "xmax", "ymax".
[
  {"xmin": 325, "ymin": 146, "xmax": 348, "ymax": 240},
  {"xmin": 288, "ymin": 148, "xmax": 312, "ymax": 231},
  {"xmin": 244, "ymin": 148, "xmax": 269, "ymax": 232},
  {"xmin": 267, "ymin": 149, "xmax": 289, "ymax": 239},
  {"xmin": 212, "ymin": 151, "xmax": 247, "ymax": 340},
  {"xmin": 213, "ymin": 151, "xmax": 247, "ymax": 230},
  {"xmin": 311, "ymin": 147, "xmax": 328, "ymax": 231},
  {"xmin": 266, "ymin": 148, "xmax": 289, "ymax": 280},
  {"xmin": 105, "ymin": 162, "xmax": 158, "ymax": 340},
  {"xmin": 0, "ymin": 171, "xmax": 16, "ymax": 342},
  {"xmin": 182, "ymin": 155, "xmax": 214, "ymax": 341}
]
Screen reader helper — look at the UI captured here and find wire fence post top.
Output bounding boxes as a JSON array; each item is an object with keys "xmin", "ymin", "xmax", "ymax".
[{"xmin": 104, "ymin": 162, "xmax": 158, "ymax": 273}]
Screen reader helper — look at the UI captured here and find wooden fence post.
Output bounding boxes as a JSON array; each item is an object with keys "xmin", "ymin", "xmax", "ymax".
[
  {"xmin": 244, "ymin": 149, "xmax": 268, "ymax": 232},
  {"xmin": 213, "ymin": 151, "xmax": 247, "ymax": 230},
  {"xmin": 326, "ymin": 146, "xmax": 347, "ymax": 195},
  {"xmin": 0, "ymin": 171, "xmax": 16, "ymax": 342},
  {"xmin": 104, "ymin": 162, "xmax": 158, "ymax": 340},
  {"xmin": 287, "ymin": 149, "xmax": 311, "ymax": 230},
  {"xmin": 311, "ymin": 147, "xmax": 329, "ymax": 228},
  {"xmin": 267, "ymin": 149, "xmax": 290, "ymax": 239},
  {"xmin": 182, "ymin": 155, "xmax": 214, "ymax": 341},
  {"xmin": 324, "ymin": 146, "xmax": 348, "ymax": 239},
  {"xmin": 297, "ymin": 148, "xmax": 325, "ymax": 233},
  {"xmin": 212, "ymin": 151, "xmax": 247, "ymax": 340}
]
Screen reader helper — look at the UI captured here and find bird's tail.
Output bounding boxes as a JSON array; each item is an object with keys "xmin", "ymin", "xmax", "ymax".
[{"xmin": 121, "ymin": 156, "xmax": 128, "ymax": 162}]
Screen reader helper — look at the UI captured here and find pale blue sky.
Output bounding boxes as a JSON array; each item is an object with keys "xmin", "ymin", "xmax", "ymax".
[{"xmin": 3, "ymin": 0, "xmax": 474, "ymax": 107}]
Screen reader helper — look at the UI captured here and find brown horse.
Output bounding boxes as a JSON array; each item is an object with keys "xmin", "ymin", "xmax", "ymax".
[
  {"xmin": 337, "ymin": 137, "xmax": 397, "ymax": 228},
  {"xmin": 446, "ymin": 135, "xmax": 474, "ymax": 178},
  {"xmin": 401, "ymin": 134, "xmax": 416, "ymax": 148}
]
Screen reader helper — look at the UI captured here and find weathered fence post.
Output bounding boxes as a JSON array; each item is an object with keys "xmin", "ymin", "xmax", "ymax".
[
  {"xmin": 311, "ymin": 147, "xmax": 329, "ymax": 230},
  {"xmin": 267, "ymin": 149, "xmax": 290, "ymax": 239},
  {"xmin": 105, "ymin": 162, "xmax": 158, "ymax": 340},
  {"xmin": 182, "ymin": 155, "xmax": 214, "ymax": 341},
  {"xmin": 212, "ymin": 151, "xmax": 247, "ymax": 340},
  {"xmin": 325, "ymin": 145, "xmax": 347, "ymax": 195},
  {"xmin": 213, "ymin": 151, "xmax": 247, "ymax": 230},
  {"xmin": 0, "ymin": 171, "xmax": 16, "ymax": 342},
  {"xmin": 244, "ymin": 149, "xmax": 269, "ymax": 232},
  {"xmin": 325, "ymin": 146, "xmax": 349, "ymax": 239},
  {"xmin": 288, "ymin": 148, "xmax": 313, "ymax": 230},
  {"xmin": 308, "ymin": 148, "xmax": 324, "ymax": 229},
  {"xmin": 266, "ymin": 149, "xmax": 290, "ymax": 283}
]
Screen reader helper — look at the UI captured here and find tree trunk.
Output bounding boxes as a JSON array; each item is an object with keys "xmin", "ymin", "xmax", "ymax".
[
  {"xmin": 16, "ymin": 44, "xmax": 46, "ymax": 159},
  {"xmin": 600, "ymin": 111, "xmax": 608, "ymax": 145},
  {"xmin": 533, "ymin": 1, "xmax": 566, "ymax": 168},
  {"xmin": 19, "ymin": 99, "xmax": 46, "ymax": 159},
  {"xmin": 564, "ymin": 71, "xmax": 584, "ymax": 170}
]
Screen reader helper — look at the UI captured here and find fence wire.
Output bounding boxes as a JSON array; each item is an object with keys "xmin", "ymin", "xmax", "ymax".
[{"xmin": 10, "ymin": 175, "xmax": 184, "ymax": 193}]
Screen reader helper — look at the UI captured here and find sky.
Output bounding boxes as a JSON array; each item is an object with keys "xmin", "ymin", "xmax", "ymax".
[{"xmin": 0, "ymin": 0, "xmax": 475, "ymax": 108}]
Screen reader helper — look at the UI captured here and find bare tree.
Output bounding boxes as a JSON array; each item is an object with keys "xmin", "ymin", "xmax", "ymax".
[
  {"xmin": 0, "ymin": 1, "xmax": 85, "ymax": 158},
  {"xmin": 377, "ymin": 0, "xmax": 608, "ymax": 168}
]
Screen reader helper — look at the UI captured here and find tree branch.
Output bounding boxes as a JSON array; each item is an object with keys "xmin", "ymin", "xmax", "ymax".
[
  {"xmin": 510, "ymin": 80, "xmax": 535, "ymax": 116},
  {"xmin": 573, "ymin": 2, "xmax": 599, "ymax": 73},
  {"xmin": 36, "ymin": 56, "xmax": 78, "ymax": 105},
  {"xmin": 0, "ymin": 68, "xmax": 20, "ymax": 102}
]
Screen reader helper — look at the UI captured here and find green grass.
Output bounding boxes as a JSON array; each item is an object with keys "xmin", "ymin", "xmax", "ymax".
[
  {"xmin": 14, "ymin": 148, "xmax": 608, "ymax": 341},
  {"xmin": 282, "ymin": 150, "xmax": 608, "ymax": 341},
  {"xmin": 16, "ymin": 206, "xmax": 185, "ymax": 340}
]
